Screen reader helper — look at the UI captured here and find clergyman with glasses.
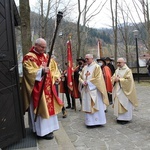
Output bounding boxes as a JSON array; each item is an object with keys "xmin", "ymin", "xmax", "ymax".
[
  {"xmin": 79, "ymin": 54, "xmax": 109, "ymax": 127},
  {"xmin": 111, "ymin": 57, "xmax": 138, "ymax": 125},
  {"xmin": 21, "ymin": 38, "xmax": 63, "ymax": 140}
]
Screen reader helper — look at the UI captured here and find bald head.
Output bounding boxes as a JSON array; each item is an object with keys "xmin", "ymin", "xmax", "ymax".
[
  {"xmin": 117, "ymin": 57, "xmax": 126, "ymax": 68},
  {"xmin": 35, "ymin": 38, "xmax": 47, "ymax": 45},
  {"xmin": 34, "ymin": 38, "xmax": 47, "ymax": 54},
  {"xmin": 85, "ymin": 54, "xmax": 94, "ymax": 65},
  {"xmin": 85, "ymin": 54, "xmax": 93, "ymax": 58},
  {"xmin": 117, "ymin": 58, "xmax": 126, "ymax": 63}
]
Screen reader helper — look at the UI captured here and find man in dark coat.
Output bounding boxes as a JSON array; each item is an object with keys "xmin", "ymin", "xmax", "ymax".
[
  {"xmin": 105, "ymin": 57, "xmax": 115, "ymax": 76},
  {"xmin": 74, "ymin": 57, "xmax": 86, "ymax": 105}
]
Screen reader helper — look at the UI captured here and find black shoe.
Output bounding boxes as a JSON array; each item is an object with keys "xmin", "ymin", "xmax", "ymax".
[
  {"xmin": 86, "ymin": 125, "xmax": 103, "ymax": 128},
  {"xmin": 62, "ymin": 110, "xmax": 67, "ymax": 118},
  {"xmin": 104, "ymin": 109, "xmax": 108, "ymax": 113},
  {"xmin": 117, "ymin": 120, "xmax": 129, "ymax": 125},
  {"xmin": 37, "ymin": 132, "xmax": 54, "ymax": 140},
  {"xmin": 66, "ymin": 105, "xmax": 71, "ymax": 109},
  {"xmin": 62, "ymin": 114, "xmax": 67, "ymax": 118},
  {"xmin": 109, "ymin": 102, "xmax": 113, "ymax": 105},
  {"xmin": 71, "ymin": 106, "xmax": 75, "ymax": 109},
  {"xmin": 121, "ymin": 121, "xmax": 129, "ymax": 125},
  {"xmin": 86, "ymin": 125, "xmax": 96, "ymax": 128}
]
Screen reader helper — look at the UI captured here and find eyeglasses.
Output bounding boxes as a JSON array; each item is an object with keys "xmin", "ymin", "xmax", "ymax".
[
  {"xmin": 38, "ymin": 44, "xmax": 46, "ymax": 49},
  {"xmin": 117, "ymin": 62, "xmax": 122, "ymax": 64}
]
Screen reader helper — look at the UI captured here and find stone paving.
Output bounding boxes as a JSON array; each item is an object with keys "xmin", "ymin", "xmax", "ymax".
[
  {"xmin": 56, "ymin": 82, "xmax": 150, "ymax": 150},
  {"xmin": 22, "ymin": 81, "xmax": 150, "ymax": 150}
]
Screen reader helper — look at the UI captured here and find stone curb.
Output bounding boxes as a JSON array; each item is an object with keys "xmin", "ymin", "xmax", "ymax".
[{"xmin": 54, "ymin": 121, "xmax": 76, "ymax": 150}]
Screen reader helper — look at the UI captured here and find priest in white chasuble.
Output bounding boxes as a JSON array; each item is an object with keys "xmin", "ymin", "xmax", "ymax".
[
  {"xmin": 79, "ymin": 54, "xmax": 109, "ymax": 127},
  {"xmin": 111, "ymin": 58, "xmax": 138, "ymax": 125}
]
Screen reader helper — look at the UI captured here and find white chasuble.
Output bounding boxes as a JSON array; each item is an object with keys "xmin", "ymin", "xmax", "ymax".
[
  {"xmin": 112, "ymin": 65, "xmax": 133, "ymax": 121},
  {"xmin": 80, "ymin": 62, "xmax": 106, "ymax": 126}
]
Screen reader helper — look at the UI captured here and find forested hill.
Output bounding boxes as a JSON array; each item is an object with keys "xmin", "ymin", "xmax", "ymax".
[
  {"xmin": 30, "ymin": 10, "xmax": 147, "ymax": 48},
  {"xmin": 30, "ymin": 11, "xmax": 112, "ymax": 46},
  {"xmin": 29, "ymin": 10, "xmax": 148, "ymax": 63}
]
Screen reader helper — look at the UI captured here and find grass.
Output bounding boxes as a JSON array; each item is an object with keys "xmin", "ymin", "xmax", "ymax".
[{"xmin": 135, "ymin": 81, "xmax": 150, "ymax": 86}]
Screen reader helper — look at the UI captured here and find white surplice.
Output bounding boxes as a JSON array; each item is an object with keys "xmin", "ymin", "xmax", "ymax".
[
  {"xmin": 80, "ymin": 63, "xmax": 106, "ymax": 126},
  {"xmin": 28, "ymin": 68, "xmax": 59, "ymax": 136},
  {"xmin": 28, "ymin": 101, "xmax": 59, "ymax": 136}
]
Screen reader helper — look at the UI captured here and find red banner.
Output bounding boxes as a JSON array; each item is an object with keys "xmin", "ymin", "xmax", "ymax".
[{"xmin": 67, "ymin": 40, "xmax": 73, "ymax": 91}]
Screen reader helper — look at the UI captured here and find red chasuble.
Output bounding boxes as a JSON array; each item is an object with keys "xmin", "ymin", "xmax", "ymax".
[{"xmin": 22, "ymin": 47, "xmax": 63, "ymax": 116}]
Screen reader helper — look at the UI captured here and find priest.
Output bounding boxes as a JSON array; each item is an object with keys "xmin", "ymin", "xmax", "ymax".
[
  {"xmin": 111, "ymin": 57, "xmax": 138, "ymax": 125},
  {"xmin": 79, "ymin": 54, "xmax": 109, "ymax": 127},
  {"xmin": 22, "ymin": 38, "xmax": 63, "ymax": 139}
]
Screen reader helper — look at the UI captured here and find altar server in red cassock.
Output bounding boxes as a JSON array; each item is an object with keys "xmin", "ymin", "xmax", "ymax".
[{"xmin": 97, "ymin": 58, "xmax": 113, "ymax": 105}]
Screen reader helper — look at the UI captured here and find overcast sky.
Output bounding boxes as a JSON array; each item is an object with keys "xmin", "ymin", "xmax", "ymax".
[{"xmin": 14, "ymin": 0, "xmax": 146, "ymax": 29}]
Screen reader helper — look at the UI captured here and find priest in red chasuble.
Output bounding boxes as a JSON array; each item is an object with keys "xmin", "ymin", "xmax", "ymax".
[{"xmin": 21, "ymin": 38, "xmax": 63, "ymax": 140}]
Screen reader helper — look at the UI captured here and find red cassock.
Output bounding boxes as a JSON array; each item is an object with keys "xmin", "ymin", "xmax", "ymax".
[
  {"xmin": 102, "ymin": 66, "xmax": 113, "ymax": 93},
  {"xmin": 59, "ymin": 79, "xmax": 66, "ymax": 93}
]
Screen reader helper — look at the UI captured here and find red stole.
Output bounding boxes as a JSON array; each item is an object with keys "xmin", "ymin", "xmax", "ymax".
[{"xmin": 27, "ymin": 47, "xmax": 63, "ymax": 116}]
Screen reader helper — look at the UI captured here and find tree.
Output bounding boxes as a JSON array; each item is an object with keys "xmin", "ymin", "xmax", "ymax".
[
  {"xmin": 19, "ymin": 0, "xmax": 32, "ymax": 56},
  {"xmin": 77, "ymin": 0, "xmax": 108, "ymax": 59},
  {"xmin": 124, "ymin": 0, "xmax": 150, "ymax": 53},
  {"xmin": 140, "ymin": 0, "xmax": 150, "ymax": 53},
  {"xmin": 117, "ymin": 1, "xmax": 130, "ymax": 64},
  {"xmin": 77, "ymin": 0, "xmax": 82, "ymax": 59},
  {"xmin": 110, "ymin": 0, "xmax": 118, "ymax": 65}
]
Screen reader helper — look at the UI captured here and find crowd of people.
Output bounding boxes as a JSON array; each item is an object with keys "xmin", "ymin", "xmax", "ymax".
[{"xmin": 21, "ymin": 37, "xmax": 138, "ymax": 140}]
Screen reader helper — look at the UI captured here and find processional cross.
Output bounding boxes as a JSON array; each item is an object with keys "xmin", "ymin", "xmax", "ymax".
[
  {"xmin": 85, "ymin": 71, "xmax": 90, "ymax": 80},
  {"xmin": 84, "ymin": 71, "xmax": 90, "ymax": 92}
]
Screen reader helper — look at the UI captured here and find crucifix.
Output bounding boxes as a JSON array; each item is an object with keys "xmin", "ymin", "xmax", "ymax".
[
  {"xmin": 85, "ymin": 71, "xmax": 90, "ymax": 80},
  {"xmin": 85, "ymin": 71, "xmax": 90, "ymax": 92}
]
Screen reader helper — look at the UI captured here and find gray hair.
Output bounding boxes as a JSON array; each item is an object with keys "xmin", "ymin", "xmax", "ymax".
[
  {"xmin": 85, "ymin": 54, "xmax": 93, "ymax": 58},
  {"xmin": 35, "ymin": 38, "xmax": 47, "ymax": 45},
  {"xmin": 117, "ymin": 57, "xmax": 126, "ymax": 63}
]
